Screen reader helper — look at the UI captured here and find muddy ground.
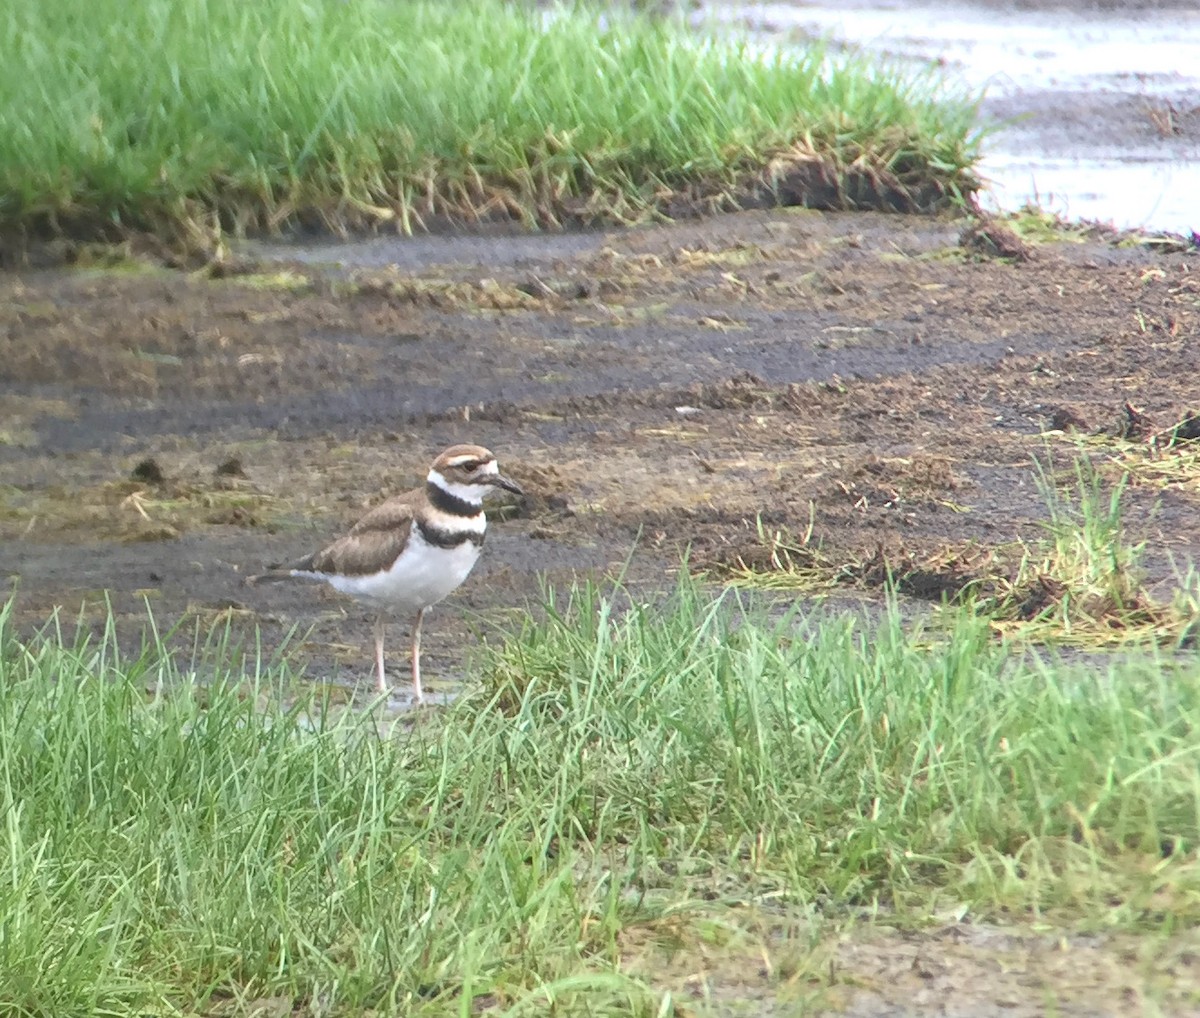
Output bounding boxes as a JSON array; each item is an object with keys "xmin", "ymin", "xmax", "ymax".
[{"xmin": 3, "ymin": 208, "xmax": 1200, "ymax": 1013}]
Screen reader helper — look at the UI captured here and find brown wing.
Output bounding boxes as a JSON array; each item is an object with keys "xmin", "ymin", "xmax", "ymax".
[
  {"xmin": 346, "ymin": 489, "xmax": 421, "ymax": 536},
  {"xmin": 294, "ymin": 492, "xmax": 418, "ymax": 577}
]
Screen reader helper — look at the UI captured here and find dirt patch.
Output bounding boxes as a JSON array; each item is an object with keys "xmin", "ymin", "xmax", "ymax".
[
  {"xmin": 625, "ymin": 915, "xmax": 1200, "ymax": 1018},
  {"xmin": 4, "ymin": 209, "xmax": 1199, "ymax": 657}
]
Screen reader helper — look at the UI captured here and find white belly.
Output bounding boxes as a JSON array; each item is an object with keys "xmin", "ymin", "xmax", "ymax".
[{"xmin": 320, "ymin": 531, "xmax": 482, "ymax": 614}]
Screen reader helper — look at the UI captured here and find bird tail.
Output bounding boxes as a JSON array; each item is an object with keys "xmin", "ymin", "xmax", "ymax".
[
  {"xmin": 246, "ymin": 552, "xmax": 319, "ymax": 587},
  {"xmin": 245, "ymin": 569, "xmax": 298, "ymax": 587}
]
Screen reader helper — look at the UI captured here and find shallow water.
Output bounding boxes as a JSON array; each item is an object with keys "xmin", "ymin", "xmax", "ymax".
[{"xmin": 703, "ymin": 0, "xmax": 1200, "ymax": 235}]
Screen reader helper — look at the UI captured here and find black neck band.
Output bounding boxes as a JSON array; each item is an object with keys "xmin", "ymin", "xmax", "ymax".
[
  {"xmin": 427, "ymin": 481, "xmax": 481, "ymax": 518},
  {"xmin": 417, "ymin": 519, "xmax": 483, "ymax": 549}
]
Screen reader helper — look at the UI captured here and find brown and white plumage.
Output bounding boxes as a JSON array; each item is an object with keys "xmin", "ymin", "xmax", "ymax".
[{"xmin": 249, "ymin": 444, "xmax": 523, "ymax": 699}]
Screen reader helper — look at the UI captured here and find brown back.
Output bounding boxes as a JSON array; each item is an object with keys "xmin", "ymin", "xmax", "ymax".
[{"xmin": 299, "ymin": 492, "xmax": 419, "ymax": 576}]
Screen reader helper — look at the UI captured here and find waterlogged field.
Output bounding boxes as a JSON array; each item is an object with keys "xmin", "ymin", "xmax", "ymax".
[
  {"xmin": 3, "ymin": 576, "xmax": 1200, "ymax": 1017},
  {"xmin": 0, "ymin": 0, "xmax": 979, "ymax": 250}
]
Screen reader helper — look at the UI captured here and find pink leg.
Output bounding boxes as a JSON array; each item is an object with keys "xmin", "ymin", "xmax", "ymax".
[
  {"xmin": 373, "ymin": 614, "xmax": 388, "ymax": 693},
  {"xmin": 411, "ymin": 607, "xmax": 427, "ymax": 702}
]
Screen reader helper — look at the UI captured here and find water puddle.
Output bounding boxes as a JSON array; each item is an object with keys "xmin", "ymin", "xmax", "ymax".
[{"xmin": 703, "ymin": 0, "xmax": 1200, "ymax": 235}]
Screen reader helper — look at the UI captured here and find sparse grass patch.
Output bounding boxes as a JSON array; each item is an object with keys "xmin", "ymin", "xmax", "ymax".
[
  {"xmin": 1046, "ymin": 418, "xmax": 1200, "ymax": 495},
  {"xmin": 728, "ymin": 456, "xmax": 1200, "ymax": 646},
  {"xmin": 674, "ymin": 241, "xmax": 770, "ymax": 267},
  {"xmin": 978, "ymin": 458, "xmax": 1200, "ymax": 644},
  {"xmin": 726, "ymin": 511, "xmax": 848, "ymax": 591},
  {"xmin": 1118, "ymin": 443, "xmax": 1200, "ymax": 493},
  {"xmin": 958, "ymin": 205, "xmax": 1123, "ymax": 262},
  {"xmin": 1, "ymin": 479, "xmax": 292, "ymax": 544},
  {"xmin": 729, "ymin": 529, "xmax": 998, "ymax": 604},
  {"xmin": 349, "ymin": 270, "xmax": 550, "ymax": 311},
  {"xmin": 218, "ymin": 270, "xmax": 313, "ymax": 293},
  {"xmin": 1, "ymin": 0, "xmax": 982, "ymax": 249},
  {"xmin": 997, "ymin": 204, "xmax": 1099, "ymax": 245}
]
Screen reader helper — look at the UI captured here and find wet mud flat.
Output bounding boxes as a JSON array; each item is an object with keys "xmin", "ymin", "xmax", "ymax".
[
  {"xmin": 3, "ymin": 208, "xmax": 1199, "ymax": 682},
  {"xmin": 2, "ymin": 207, "xmax": 1200, "ymax": 1011}
]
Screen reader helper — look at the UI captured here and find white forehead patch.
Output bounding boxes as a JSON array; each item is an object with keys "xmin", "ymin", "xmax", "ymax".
[{"xmin": 445, "ymin": 454, "xmax": 494, "ymax": 470}]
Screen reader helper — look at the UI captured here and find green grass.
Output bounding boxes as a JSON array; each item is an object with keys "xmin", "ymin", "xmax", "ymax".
[
  {"xmin": 996, "ymin": 204, "xmax": 1096, "ymax": 245},
  {"xmin": 0, "ymin": 0, "xmax": 982, "ymax": 245},
  {"xmin": 979, "ymin": 456, "xmax": 1200, "ymax": 643},
  {"xmin": 3, "ymin": 576, "xmax": 1200, "ymax": 1015}
]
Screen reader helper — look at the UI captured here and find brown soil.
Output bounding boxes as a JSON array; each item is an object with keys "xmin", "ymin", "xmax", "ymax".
[
  {"xmin": 3, "ymin": 207, "xmax": 1199, "ymax": 1011},
  {"xmin": 628, "ymin": 916, "xmax": 1200, "ymax": 1018},
  {"xmin": 5, "ymin": 208, "xmax": 1197, "ymax": 663}
]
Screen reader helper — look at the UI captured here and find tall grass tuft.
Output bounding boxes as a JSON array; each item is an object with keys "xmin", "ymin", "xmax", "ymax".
[
  {"xmin": 0, "ymin": 0, "xmax": 982, "ymax": 243},
  {"xmin": 980, "ymin": 457, "xmax": 1199, "ymax": 642}
]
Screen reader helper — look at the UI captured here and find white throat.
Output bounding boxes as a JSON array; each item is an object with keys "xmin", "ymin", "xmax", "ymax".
[{"xmin": 428, "ymin": 469, "xmax": 484, "ymax": 507}]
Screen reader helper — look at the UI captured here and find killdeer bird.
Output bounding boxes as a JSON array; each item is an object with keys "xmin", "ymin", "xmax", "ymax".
[{"xmin": 249, "ymin": 444, "xmax": 523, "ymax": 699}]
